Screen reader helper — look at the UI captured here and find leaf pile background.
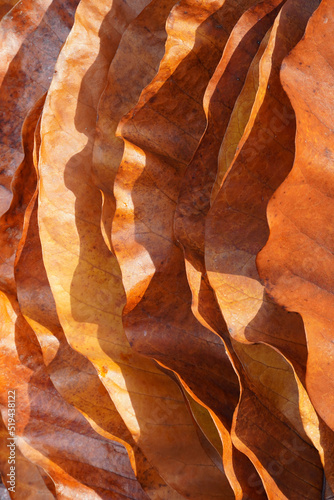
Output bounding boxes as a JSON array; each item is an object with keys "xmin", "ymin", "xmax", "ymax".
[{"xmin": 0, "ymin": 0, "xmax": 334, "ymax": 498}]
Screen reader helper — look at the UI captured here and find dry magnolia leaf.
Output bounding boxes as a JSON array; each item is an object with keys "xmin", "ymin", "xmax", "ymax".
[
  {"xmin": 0, "ymin": 0, "xmax": 80, "ymax": 216},
  {"xmin": 257, "ymin": 0, "xmax": 334, "ymax": 489},
  {"xmin": 258, "ymin": 0, "xmax": 334, "ymax": 433},
  {"xmin": 92, "ymin": 0, "xmax": 179, "ymax": 251},
  {"xmin": 205, "ymin": 0, "xmax": 317, "ymax": 364}
]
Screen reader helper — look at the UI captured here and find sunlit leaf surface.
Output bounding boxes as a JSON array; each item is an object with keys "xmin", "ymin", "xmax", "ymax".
[{"xmin": 0, "ymin": 0, "xmax": 333, "ymax": 498}]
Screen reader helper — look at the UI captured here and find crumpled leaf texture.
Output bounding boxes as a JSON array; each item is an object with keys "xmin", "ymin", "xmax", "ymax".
[{"xmin": 0, "ymin": 0, "xmax": 333, "ymax": 498}]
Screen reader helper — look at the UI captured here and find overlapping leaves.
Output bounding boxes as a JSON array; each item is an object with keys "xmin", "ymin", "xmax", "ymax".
[{"xmin": 0, "ymin": 0, "xmax": 333, "ymax": 498}]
